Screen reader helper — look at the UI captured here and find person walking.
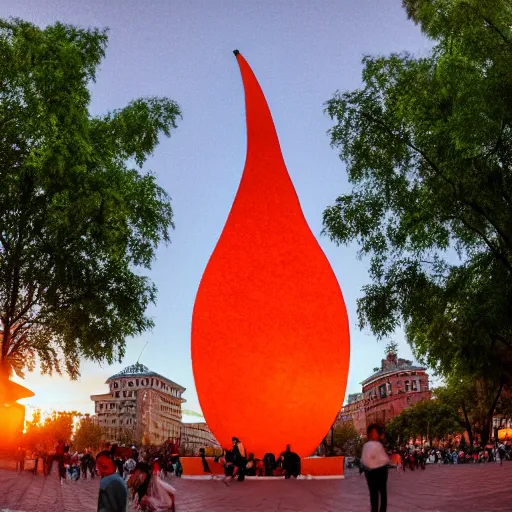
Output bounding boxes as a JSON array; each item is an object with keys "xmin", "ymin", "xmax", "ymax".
[
  {"xmin": 96, "ymin": 450, "xmax": 128, "ymax": 512},
  {"xmin": 498, "ymin": 442, "xmax": 506, "ymax": 466},
  {"xmin": 55, "ymin": 440, "xmax": 66, "ymax": 485},
  {"xmin": 361, "ymin": 423, "xmax": 390, "ymax": 512},
  {"xmin": 16, "ymin": 447, "xmax": 25, "ymax": 473}
]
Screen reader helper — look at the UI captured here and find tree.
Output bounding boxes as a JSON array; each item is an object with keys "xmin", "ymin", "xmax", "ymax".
[
  {"xmin": 25, "ymin": 410, "xmax": 77, "ymax": 453},
  {"xmin": 385, "ymin": 341, "xmax": 398, "ymax": 355},
  {"xmin": 0, "ymin": 19, "xmax": 181, "ymax": 380},
  {"xmin": 116, "ymin": 428, "xmax": 139, "ymax": 447},
  {"xmin": 385, "ymin": 398, "xmax": 462, "ymax": 448},
  {"xmin": 435, "ymin": 377, "xmax": 512, "ymax": 446},
  {"xmin": 322, "ymin": 1, "xmax": 512, "ymax": 404},
  {"xmin": 73, "ymin": 415, "xmax": 105, "ymax": 453},
  {"xmin": 332, "ymin": 421, "xmax": 363, "ymax": 456}
]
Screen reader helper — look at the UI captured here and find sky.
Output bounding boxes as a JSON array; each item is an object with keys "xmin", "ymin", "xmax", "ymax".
[{"xmin": 0, "ymin": 0, "xmax": 433, "ymax": 418}]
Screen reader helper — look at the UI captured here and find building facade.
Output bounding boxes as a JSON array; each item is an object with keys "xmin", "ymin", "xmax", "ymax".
[
  {"xmin": 337, "ymin": 393, "xmax": 366, "ymax": 435},
  {"xmin": 338, "ymin": 352, "xmax": 431, "ymax": 435},
  {"xmin": 181, "ymin": 422, "xmax": 220, "ymax": 454},
  {"xmin": 91, "ymin": 363, "xmax": 186, "ymax": 445},
  {"xmin": 90, "ymin": 363, "xmax": 221, "ymax": 450}
]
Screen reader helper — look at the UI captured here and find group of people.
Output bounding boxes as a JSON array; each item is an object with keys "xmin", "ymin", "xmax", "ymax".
[
  {"xmin": 390, "ymin": 442, "xmax": 512, "ymax": 471},
  {"xmin": 82, "ymin": 441, "xmax": 180, "ymax": 511},
  {"xmin": 433, "ymin": 443, "xmax": 510, "ymax": 465},
  {"xmin": 358, "ymin": 426, "xmax": 512, "ymax": 512},
  {"xmin": 203, "ymin": 437, "xmax": 302, "ymax": 484},
  {"xmin": 96, "ymin": 449, "xmax": 177, "ymax": 512},
  {"xmin": 15, "ymin": 442, "xmax": 96, "ymax": 481}
]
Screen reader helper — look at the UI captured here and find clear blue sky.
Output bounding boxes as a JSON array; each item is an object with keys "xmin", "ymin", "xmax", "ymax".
[{"xmin": 1, "ymin": 0, "xmax": 432, "ymax": 416}]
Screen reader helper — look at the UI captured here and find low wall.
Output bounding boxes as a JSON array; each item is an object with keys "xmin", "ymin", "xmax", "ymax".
[
  {"xmin": 181, "ymin": 457, "xmax": 225, "ymax": 476},
  {"xmin": 302, "ymin": 456, "xmax": 344, "ymax": 476},
  {"xmin": 180, "ymin": 456, "xmax": 344, "ymax": 477}
]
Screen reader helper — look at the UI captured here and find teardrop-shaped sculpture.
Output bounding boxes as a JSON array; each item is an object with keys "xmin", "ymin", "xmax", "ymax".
[{"xmin": 191, "ymin": 51, "xmax": 350, "ymax": 458}]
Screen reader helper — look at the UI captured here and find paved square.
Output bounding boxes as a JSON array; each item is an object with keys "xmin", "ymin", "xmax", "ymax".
[{"xmin": 0, "ymin": 464, "xmax": 510, "ymax": 511}]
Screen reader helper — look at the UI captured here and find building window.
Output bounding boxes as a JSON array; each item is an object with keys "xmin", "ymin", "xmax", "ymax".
[
  {"xmin": 115, "ymin": 391, "xmax": 120, "ymax": 398},
  {"xmin": 100, "ymin": 403, "xmax": 104, "ymax": 409},
  {"xmin": 405, "ymin": 380, "xmax": 410, "ymax": 392},
  {"xmin": 378, "ymin": 384, "xmax": 386, "ymax": 399},
  {"xmin": 387, "ymin": 382, "xmax": 392, "ymax": 394},
  {"xmin": 128, "ymin": 380, "xmax": 134, "ymax": 387},
  {"xmin": 411, "ymin": 380, "xmax": 418, "ymax": 391},
  {"xmin": 136, "ymin": 379, "xmax": 139, "ymax": 386}
]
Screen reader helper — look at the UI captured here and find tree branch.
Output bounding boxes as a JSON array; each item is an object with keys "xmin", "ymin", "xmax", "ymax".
[
  {"xmin": 486, "ymin": 380, "xmax": 504, "ymax": 424},
  {"xmin": 11, "ymin": 284, "xmax": 36, "ymax": 325},
  {"xmin": 360, "ymin": 112, "xmax": 512, "ymax": 273},
  {"xmin": 458, "ymin": 217, "xmax": 512, "ymax": 275},
  {"xmin": 460, "ymin": 1, "xmax": 512, "ymax": 47}
]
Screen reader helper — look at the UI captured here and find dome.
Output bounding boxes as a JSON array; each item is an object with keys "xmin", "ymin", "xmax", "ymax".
[
  {"xmin": 106, "ymin": 362, "xmax": 186, "ymax": 392},
  {"xmin": 107, "ymin": 362, "xmax": 159, "ymax": 380}
]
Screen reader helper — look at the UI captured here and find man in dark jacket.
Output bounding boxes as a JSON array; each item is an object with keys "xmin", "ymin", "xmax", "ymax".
[
  {"xmin": 96, "ymin": 450, "xmax": 127, "ymax": 512},
  {"xmin": 282, "ymin": 445, "xmax": 301, "ymax": 479}
]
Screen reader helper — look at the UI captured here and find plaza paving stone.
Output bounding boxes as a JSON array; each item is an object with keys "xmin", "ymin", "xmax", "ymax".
[{"xmin": 0, "ymin": 463, "xmax": 510, "ymax": 511}]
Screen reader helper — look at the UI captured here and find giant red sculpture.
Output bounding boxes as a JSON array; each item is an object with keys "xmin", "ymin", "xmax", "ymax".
[{"xmin": 191, "ymin": 51, "xmax": 350, "ymax": 458}]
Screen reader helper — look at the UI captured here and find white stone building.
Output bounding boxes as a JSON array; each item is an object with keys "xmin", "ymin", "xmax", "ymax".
[{"xmin": 90, "ymin": 363, "xmax": 185, "ymax": 444}]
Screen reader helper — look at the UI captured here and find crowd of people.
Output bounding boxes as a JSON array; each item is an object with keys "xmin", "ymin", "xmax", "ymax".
[
  {"xmin": 204, "ymin": 437, "xmax": 302, "ymax": 484},
  {"xmin": 389, "ymin": 441, "xmax": 512, "ymax": 471},
  {"xmin": 17, "ymin": 439, "xmax": 183, "ymax": 510}
]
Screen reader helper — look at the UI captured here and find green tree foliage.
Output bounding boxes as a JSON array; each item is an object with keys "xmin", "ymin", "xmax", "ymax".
[
  {"xmin": 0, "ymin": 19, "xmax": 181, "ymax": 379},
  {"xmin": 435, "ymin": 376, "xmax": 512, "ymax": 446},
  {"xmin": 385, "ymin": 341, "xmax": 399, "ymax": 355},
  {"xmin": 72, "ymin": 415, "xmax": 105, "ymax": 452},
  {"xmin": 385, "ymin": 398, "xmax": 462, "ymax": 448},
  {"xmin": 333, "ymin": 420, "xmax": 363, "ymax": 456},
  {"xmin": 24, "ymin": 410, "xmax": 77, "ymax": 453},
  {"xmin": 322, "ymin": 0, "xmax": 512, "ymax": 402}
]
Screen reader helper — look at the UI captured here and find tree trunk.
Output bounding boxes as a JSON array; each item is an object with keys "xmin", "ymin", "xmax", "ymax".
[
  {"xmin": 461, "ymin": 400, "xmax": 474, "ymax": 447},
  {"xmin": 481, "ymin": 381, "xmax": 504, "ymax": 446}
]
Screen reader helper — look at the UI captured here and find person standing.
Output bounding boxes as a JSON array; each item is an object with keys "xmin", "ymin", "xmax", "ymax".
[
  {"xmin": 16, "ymin": 447, "xmax": 25, "ymax": 473},
  {"xmin": 96, "ymin": 450, "xmax": 128, "ymax": 512},
  {"xmin": 361, "ymin": 424, "xmax": 390, "ymax": 512},
  {"xmin": 199, "ymin": 447, "xmax": 212, "ymax": 474},
  {"xmin": 498, "ymin": 442, "xmax": 506, "ymax": 466},
  {"xmin": 232, "ymin": 437, "xmax": 247, "ymax": 482},
  {"xmin": 55, "ymin": 440, "xmax": 66, "ymax": 485}
]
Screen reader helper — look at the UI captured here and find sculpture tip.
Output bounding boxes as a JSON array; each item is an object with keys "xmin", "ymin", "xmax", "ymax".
[{"xmin": 233, "ymin": 49, "xmax": 240, "ymax": 56}]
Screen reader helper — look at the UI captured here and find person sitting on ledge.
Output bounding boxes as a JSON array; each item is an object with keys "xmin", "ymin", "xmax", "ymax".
[{"xmin": 282, "ymin": 445, "xmax": 301, "ymax": 479}]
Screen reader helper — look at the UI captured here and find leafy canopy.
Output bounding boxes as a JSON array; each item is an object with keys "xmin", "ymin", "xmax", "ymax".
[
  {"xmin": 73, "ymin": 415, "xmax": 105, "ymax": 452},
  {"xmin": 0, "ymin": 19, "xmax": 181, "ymax": 379},
  {"xmin": 385, "ymin": 397, "xmax": 462, "ymax": 447},
  {"xmin": 24, "ymin": 410, "xmax": 77, "ymax": 452},
  {"xmin": 323, "ymin": 0, "xmax": 512, "ymax": 385}
]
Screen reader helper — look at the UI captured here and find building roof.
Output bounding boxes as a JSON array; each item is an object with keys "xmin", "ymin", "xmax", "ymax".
[
  {"xmin": 106, "ymin": 362, "xmax": 186, "ymax": 391},
  {"xmin": 90, "ymin": 392, "xmax": 112, "ymax": 400},
  {"xmin": 361, "ymin": 364, "xmax": 426, "ymax": 387}
]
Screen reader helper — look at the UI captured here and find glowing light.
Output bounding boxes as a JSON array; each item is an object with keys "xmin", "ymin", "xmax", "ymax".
[{"xmin": 191, "ymin": 51, "xmax": 350, "ymax": 458}]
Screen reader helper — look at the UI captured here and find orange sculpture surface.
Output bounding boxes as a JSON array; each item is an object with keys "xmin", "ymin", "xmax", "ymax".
[{"xmin": 191, "ymin": 51, "xmax": 350, "ymax": 458}]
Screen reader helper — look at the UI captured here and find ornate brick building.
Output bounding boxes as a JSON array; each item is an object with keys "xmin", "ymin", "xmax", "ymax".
[
  {"xmin": 181, "ymin": 421, "xmax": 220, "ymax": 454},
  {"xmin": 338, "ymin": 351, "xmax": 431, "ymax": 435},
  {"xmin": 91, "ymin": 363, "xmax": 186, "ymax": 444}
]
